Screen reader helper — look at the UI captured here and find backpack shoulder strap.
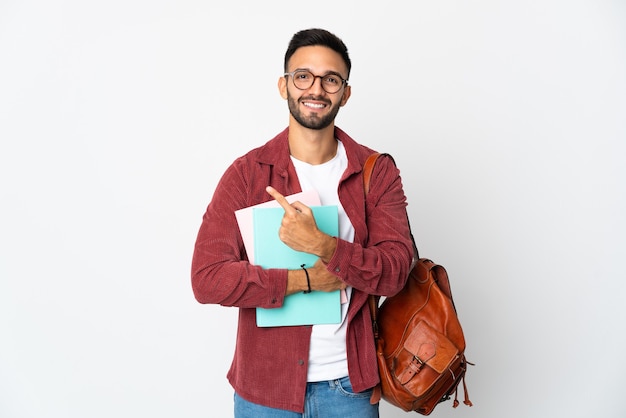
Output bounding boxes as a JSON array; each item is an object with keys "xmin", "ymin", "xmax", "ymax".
[
  {"xmin": 363, "ymin": 152, "xmax": 382, "ymax": 195},
  {"xmin": 363, "ymin": 152, "xmax": 384, "ymax": 331},
  {"xmin": 363, "ymin": 152, "xmax": 416, "ymax": 325}
]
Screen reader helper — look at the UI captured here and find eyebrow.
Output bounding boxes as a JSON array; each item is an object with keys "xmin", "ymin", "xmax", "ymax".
[{"xmin": 294, "ymin": 68, "xmax": 345, "ymax": 78}]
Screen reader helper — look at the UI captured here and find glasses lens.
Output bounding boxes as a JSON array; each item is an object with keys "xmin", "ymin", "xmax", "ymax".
[
  {"xmin": 292, "ymin": 70, "xmax": 314, "ymax": 90},
  {"xmin": 321, "ymin": 74, "xmax": 342, "ymax": 93}
]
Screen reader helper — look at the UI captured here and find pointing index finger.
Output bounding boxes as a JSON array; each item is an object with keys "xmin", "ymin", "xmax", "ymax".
[{"xmin": 266, "ymin": 186, "xmax": 297, "ymax": 214}]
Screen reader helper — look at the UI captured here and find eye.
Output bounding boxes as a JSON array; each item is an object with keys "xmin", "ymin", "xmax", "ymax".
[
  {"xmin": 295, "ymin": 71, "xmax": 312, "ymax": 81},
  {"xmin": 323, "ymin": 75, "xmax": 341, "ymax": 85}
]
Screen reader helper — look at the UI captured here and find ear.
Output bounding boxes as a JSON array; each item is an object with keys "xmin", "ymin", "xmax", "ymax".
[
  {"xmin": 278, "ymin": 76, "xmax": 288, "ymax": 99},
  {"xmin": 339, "ymin": 85, "xmax": 351, "ymax": 106}
]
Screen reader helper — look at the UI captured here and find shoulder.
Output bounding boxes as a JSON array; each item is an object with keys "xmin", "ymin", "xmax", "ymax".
[{"xmin": 334, "ymin": 126, "xmax": 379, "ymax": 171}]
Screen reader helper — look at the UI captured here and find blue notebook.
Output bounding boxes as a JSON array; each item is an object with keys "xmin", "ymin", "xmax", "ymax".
[{"xmin": 253, "ymin": 205, "xmax": 341, "ymax": 327}]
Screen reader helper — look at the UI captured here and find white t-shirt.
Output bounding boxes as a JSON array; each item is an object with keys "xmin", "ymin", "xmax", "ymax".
[{"xmin": 290, "ymin": 140, "xmax": 354, "ymax": 382}]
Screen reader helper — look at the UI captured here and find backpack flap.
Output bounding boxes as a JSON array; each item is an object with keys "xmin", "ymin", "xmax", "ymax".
[{"xmin": 396, "ymin": 320, "xmax": 459, "ymax": 384}]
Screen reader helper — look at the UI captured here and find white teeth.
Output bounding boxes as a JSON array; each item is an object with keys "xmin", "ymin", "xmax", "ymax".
[{"xmin": 304, "ymin": 102, "xmax": 325, "ymax": 109}]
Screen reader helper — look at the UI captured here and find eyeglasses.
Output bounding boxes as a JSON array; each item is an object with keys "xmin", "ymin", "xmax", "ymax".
[{"xmin": 284, "ymin": 69, "xmax": 348, "ymax": 94}]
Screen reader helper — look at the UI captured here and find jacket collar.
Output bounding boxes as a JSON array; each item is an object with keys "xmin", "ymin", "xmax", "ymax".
[{"xmin": 255, "ymin": 126, "xmax": 370, "ymax": 179}]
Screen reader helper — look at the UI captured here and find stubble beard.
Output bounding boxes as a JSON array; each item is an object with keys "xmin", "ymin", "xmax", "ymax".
[{"xmin": 287, "ymin": 91, "xmax": 341, "ymax": 131}]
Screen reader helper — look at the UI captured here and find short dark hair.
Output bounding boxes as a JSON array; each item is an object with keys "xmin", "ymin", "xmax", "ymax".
[{"xmin": 284, "ymin": 28, "xmax": 351, "ymax": 77}]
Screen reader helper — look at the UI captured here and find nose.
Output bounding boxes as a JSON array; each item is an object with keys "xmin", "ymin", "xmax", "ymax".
[{"xmin": 309, "ymin": 75, "xmax": 326, "ymax": 94}]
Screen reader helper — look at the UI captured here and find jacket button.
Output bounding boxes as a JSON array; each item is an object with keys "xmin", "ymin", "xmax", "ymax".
[
  {"xmin": 334, "ymin": 267, "xmax": 340, "ymax": 272},
  {"xmin": 298, "ymin": 359, "xmax": 304, "ymax": 365},
  {"xmin": 271, "ymin": 298, "xmax": 277, "ymax": 304}
]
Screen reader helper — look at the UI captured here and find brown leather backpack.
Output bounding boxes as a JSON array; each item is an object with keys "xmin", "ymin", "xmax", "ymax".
[{"xmin": 364, "ymin": 153, "xmax": 472, "ymax": 415}]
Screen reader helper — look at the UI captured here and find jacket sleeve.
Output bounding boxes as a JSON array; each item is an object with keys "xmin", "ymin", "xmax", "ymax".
[
  {"xmin": 190, "ymin": 160, "xmax": 288, "ymax": 308},
  {"xmin": 326, "ymin": 155, "xmax": 414, "ymax": 297}
]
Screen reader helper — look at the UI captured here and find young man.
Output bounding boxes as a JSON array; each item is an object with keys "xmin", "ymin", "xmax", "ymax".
[{"xmin": 191, "ymin": 28, "xmax": 414, "ymax": 417}]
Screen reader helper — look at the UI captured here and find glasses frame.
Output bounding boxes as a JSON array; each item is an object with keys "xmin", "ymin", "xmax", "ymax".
[{"xmin": 284, "ymin": 69, "xmax": 348, "ymax": 94}]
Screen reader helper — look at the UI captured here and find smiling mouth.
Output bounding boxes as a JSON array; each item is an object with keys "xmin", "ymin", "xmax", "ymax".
[
  {"xmin": 302, "ymin": 101, "xmax": 328, "ymax": 110},
  {"xmin": 300, "ymin": 95, "xmax": 329, "ymax": 109}
]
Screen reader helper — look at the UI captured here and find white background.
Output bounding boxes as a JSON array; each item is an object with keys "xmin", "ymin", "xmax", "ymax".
[{"xmin": 1, "ymin": 1, "xmax": 625, "ymax": 417}]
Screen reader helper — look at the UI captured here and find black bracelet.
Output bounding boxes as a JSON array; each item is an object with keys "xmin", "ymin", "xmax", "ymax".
[{"xmin": 301, "ymin": 264, "xmax": 311, "ymax": 294}]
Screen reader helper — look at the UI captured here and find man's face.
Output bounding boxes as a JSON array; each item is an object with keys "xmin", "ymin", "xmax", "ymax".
[{"xmin": 280, "ymin": 46, "xmax": 351, "ymax": 130}]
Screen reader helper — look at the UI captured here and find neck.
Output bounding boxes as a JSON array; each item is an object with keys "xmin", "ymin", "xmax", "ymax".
[{"xmin": 288, "ymin": 122, "xmax": 338, "ymax": 165}]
